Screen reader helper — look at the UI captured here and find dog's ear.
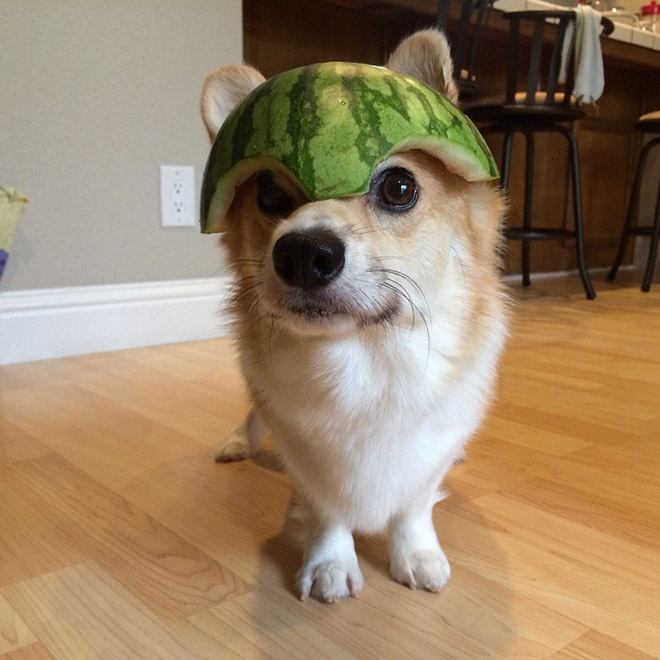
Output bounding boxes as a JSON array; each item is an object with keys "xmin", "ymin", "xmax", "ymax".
[
  {"xmin": 200, "ymin": 64, "xmax": 266, "ymax": 142},
  {"xmin": 386, "ymin": 29, "xmax": 458, "ymax": 105}
]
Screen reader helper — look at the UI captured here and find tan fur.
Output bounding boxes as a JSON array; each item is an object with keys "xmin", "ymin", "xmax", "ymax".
[
  {"xmin": 386, "ymin": 29, "xmax": 459, "ymax": 105},
  {"xmin": 200, "ymin": 64, "xmax": 265, "ymax": 141}
]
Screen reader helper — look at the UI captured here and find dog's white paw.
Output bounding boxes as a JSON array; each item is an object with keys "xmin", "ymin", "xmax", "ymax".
[
  {"xmin": 214, "ymin": 431, "xmax": 254, "ymax": 462},
  {"xmin": 390, "ymin": 549, "xmax": 451, "ymax": 592},
  {"xmin": 298, "ymin": 559, "xmax": 364, "ymax": 603},
  {"xmin": 215, "ymin": 409, "xmax": 265, "ymax": 462}
]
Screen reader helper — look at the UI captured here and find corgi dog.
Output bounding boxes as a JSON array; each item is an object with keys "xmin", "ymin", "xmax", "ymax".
[{"xmin": 200, "ymin": 30, "xmax": 507, "ymax": 603}]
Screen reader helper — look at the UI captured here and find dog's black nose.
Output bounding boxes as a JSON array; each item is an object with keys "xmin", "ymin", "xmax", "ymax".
[{"xmin": 272, "ymin": 229, "xmax": 345, "ymax": 289}]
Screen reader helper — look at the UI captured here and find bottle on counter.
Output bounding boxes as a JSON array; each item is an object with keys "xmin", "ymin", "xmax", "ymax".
[{"xmin": 640, "ymin": 0, "xmax": 659, "ymax": 31}]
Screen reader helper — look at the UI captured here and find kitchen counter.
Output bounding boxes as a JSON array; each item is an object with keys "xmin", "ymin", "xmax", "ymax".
[
  {"xmin": 327, "ymin": 0, "xmax": 660, "ymax": 66},
  {"xmin": 494, "ymin": 0, "xmax": 660, "ymax": 57}
]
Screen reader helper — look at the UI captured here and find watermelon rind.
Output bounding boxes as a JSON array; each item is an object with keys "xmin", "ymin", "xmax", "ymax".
[{"xmin": 201, "ymin": 62, "xmax": 498, "ymax": 234}]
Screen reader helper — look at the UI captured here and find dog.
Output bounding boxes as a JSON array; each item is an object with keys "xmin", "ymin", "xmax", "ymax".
[{"xmin": 200, "ymin": 29, "xmax": 508, "ymax": 603}]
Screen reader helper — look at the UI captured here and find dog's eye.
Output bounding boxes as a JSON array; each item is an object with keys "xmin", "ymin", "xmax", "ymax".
[
  {"xmin": 257, "ymin": 171, "xmax": 293, "ymax": 217},
  {"xmin": 376, "ymin": 168, "xmax": 418, "ymax": 211}
]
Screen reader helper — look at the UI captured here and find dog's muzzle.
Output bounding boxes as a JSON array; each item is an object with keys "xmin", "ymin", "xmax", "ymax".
[{"xmin": 272, "ymin": 229, "xmax": 345, "ymax": 290}]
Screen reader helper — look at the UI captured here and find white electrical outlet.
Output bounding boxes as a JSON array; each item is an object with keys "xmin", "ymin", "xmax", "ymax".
[{"xmin": 160, "ymin": 165, "xmax": 195, "ymax": 227}]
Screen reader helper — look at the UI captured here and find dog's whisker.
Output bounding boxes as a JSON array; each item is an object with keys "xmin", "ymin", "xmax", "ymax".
[
  {"xmin": 378, "ymin": 268, "xmax": 429, "ymax": 308},
  {"xmin": 378, "ymin": 268, "xmax": 432, "ymax": 326},
  {"xmin": 223, "ymin": 275, "xmax": 261, "ymax": 305},
  {"xmin": 450, "ymin": 244, "xmax": 468, "ymax": 288},
  {"xmin": 227, "ymin": 258, "xmax": 264, "ymax": 274},
  {"xmin": 370, "ymin": 255, "xmax": 415, "ymax": 264},
  {"xmin": 232, "ymin": 281, "xmax": 264, "ymax": 306},
  {"xmin": 206, "ymin": 264, "xmax": 232, "ymax": 279},
  {"xmin": 352, "ymin": 288, "xmax": 381, "ymax": 328},
  {"xmin": 381, "ymin": 278, "xmax": 431, "ymax": 371},
  {"xmin": 381, "ymin": 280, "xmax": 417, "ymax": 331},
  {"xmin": 243, "ymin": 292, "xmax": 264, "ymax": 323},
  {"xmin": 350, "ymin": 226, "xmax": 389, "ymax": 237},
  {"xmin": 267, "ymin": 317, "xmax": 277, "ymax": 370},
  {"xmin": 243, "ymin": 308, "xmax": 273, "ymax": 335},
  {"xmin": 226, "ymin": 229, "xmax": 266, "ymax": 255}
]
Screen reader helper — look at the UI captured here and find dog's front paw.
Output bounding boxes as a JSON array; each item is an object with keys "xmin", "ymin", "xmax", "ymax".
[
  {"xmin": 214, "ymin": 431, "xmax": 254, "ymax": 462},
  {"xmin": 215, "ymin": 409, "xmax": 265, "ymax": 462},
  {"xmin": 297, "ymin": 559, "xmax": 364, "ymax": 603},
  {"xmin": 390, "ymin": 549, "xmax": 451, "ymax": 592}
]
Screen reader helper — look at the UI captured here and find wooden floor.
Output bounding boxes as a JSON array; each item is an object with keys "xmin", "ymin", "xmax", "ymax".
[{"xmin": 1, "ymin": 273, "xmax": 659, "ymax": 659}]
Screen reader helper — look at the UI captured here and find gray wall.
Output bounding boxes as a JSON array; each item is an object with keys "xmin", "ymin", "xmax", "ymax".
[{"xmin": 1, "ymin": 1, "xmax": 242, "ymax": 292}]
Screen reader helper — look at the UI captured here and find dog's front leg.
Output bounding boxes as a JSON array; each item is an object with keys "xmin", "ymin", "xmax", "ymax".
[
  {"xmin": 214, "ymin": 407, "xmax": 266, "ymax": 462},
  {"xmin": 388, "ymin": 495, "xmax": 451, "ymax": 592},
  {"xmin": 297, "ymin": 519, "xmax": 364, "ymax": 603}
]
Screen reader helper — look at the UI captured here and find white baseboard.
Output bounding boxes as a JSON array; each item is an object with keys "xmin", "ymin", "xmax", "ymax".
[
  {"xmin": 502, "ymin": 264, "xmax": 633, "ymax": 283},
  {"xmin": 0, "ymin": 277, "xmax": 232, "ymax": 365},
  {"xmin": 1, "ymin": 265, "xmax": 638, "ymax": 366}
]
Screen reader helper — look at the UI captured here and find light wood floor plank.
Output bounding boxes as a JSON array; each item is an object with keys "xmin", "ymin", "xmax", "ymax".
[
  {"xmin": 496, "ymin": 476, "xmax": 660, "ymax": 552},
  {"xmin": 526, "ymin": 451, "xmax": 660, "ymax": 515},
  {"xmin": 0, "ymin": 421, "xmax": 50, "ymax": 466},
  {"xmin": 1, "ymin": 563, "xmax": 203, "ymax": 660},
  {"xmin": 270, "ymin": 565, "xmax": 587, "ymax": 659},
  {"xmin": 551, "ymin": 630, "xmax": 657, "ymax": 660},
  {"xmin": 201, "ymin": 585, "xmax": 490, "ymax": 660},
  {"xmin": 4, "ymin": 455, "xmax": 250, "ymax": 621},
  {"xmin": 0, "ymin": 594, "xmax": 37, "ymax": 656},
  {"xmin": 568, "ymin": 441, "xmax": 660, "ymax": 487},
  {"xmin": 487, "ymin": 400, "xmax": 646, "ymax": 448},
  {"xmin": 2, "ymin": 385, "xmax": 209, "ymax": 490},
  {"xmin": 0, "ymin": 467, "xmax": 86, "ymax": 586},
  {"xmin": 0, "ymin": 643, "xmax": 56, "ymax": 660},
  {"xmin": 110, "ymin": 450, "xmax": 294, "ymax": 586},
  {"xmin": 480, "ymin": 414, "xmax": 594, "ymax": 456},
  {"xmin": 190, "ymin": 590, "xmax": 359, "ymax": 660},
  {"xmin": 433, "ymin": 501, "xmax": 660, "ymax": 656},
  {"xmin": 447, "ymin": 436, "xmax": 559, "ymax": 495}
]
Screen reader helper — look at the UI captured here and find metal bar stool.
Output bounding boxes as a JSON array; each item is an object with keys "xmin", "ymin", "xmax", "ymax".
[
  {"xmin": 608, "ymin": 112, "xmax": 660, "ymax": 292},
  {"xmin": 465, "ymin": 11, "xmax": 613, "ymax": 300}
]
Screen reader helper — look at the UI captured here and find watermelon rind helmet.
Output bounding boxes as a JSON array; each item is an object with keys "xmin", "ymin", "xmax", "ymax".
[{"xmin": 200, "ymin": 62, "xmax": 499, "ymax": 234}]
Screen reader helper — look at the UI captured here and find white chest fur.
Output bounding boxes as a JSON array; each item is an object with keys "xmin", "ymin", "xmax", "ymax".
[{"xmin": 242, "ymin": 320, "xmax": 502, "ymax": 533}]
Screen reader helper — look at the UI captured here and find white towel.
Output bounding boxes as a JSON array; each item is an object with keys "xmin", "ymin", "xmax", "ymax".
[{"xmin": 559, "ymin": 6, "xmax": 605, "ymax": 105}]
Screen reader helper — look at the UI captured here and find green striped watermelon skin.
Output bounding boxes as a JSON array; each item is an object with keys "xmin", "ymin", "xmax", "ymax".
[{"xmin": 201, "ymin": 62, "xmax": 498, "ymax": 234}]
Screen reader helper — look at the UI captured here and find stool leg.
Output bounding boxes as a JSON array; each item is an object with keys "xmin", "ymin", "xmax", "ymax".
[
  {"xmin": 522, "ymin": 130, "xmax": 534, "ymax": 287},
  {"xmin": 501, "ymin": 129, "xmax": 514, "ymax": 193},
  {"xmin": 641, "ymin": 179, "xmax": 660, "ymax": 292},
  {"xmin": 475, "ymin": 125, "xmax": 513, "ymax": 193},
  {"xmin": 608, "ymin": 137, "xmax": 660, "ymax": 283},
  {"xmin": 557, "ymin": 125, "xmax": 596, "ymax": 300}
]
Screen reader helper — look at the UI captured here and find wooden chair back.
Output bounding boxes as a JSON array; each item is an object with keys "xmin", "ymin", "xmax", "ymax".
[
  {"xmin": 501, "ymin": 10, "xmax": 614, "ymax": 107},
  {"xmin": 436, "ymin": 0, "xmax": 494, "ymax": 99}
]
